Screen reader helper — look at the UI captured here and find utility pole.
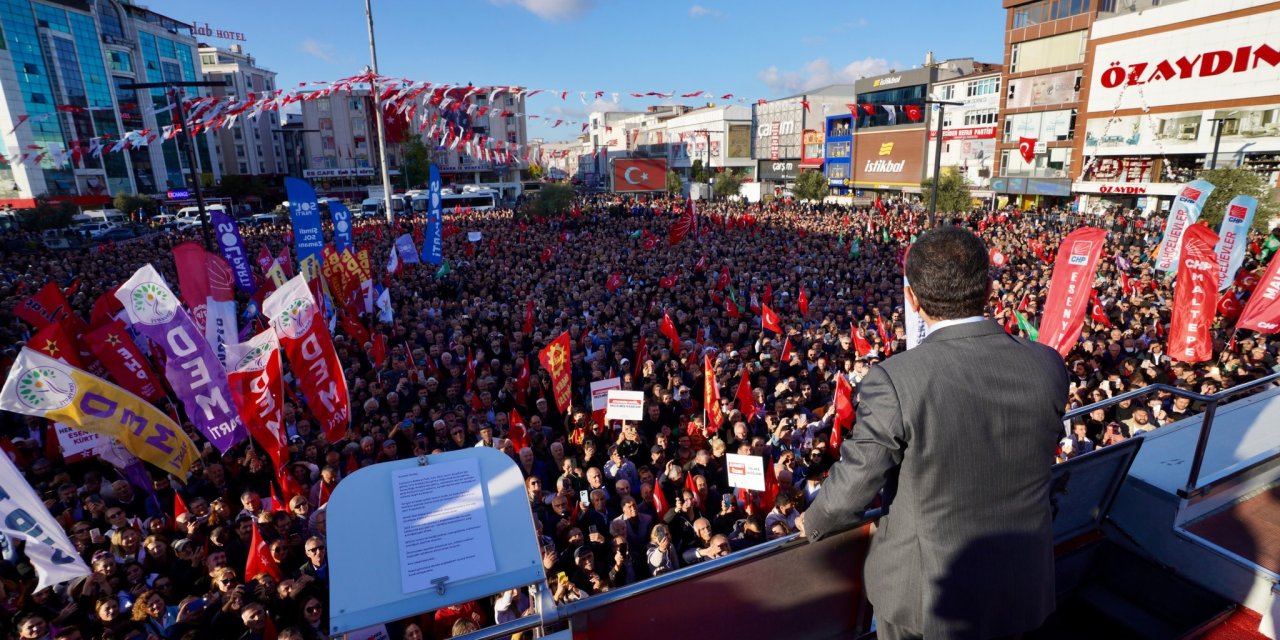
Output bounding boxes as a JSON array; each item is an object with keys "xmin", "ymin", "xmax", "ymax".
[
  {"xmin": 925, "ymin": 99, "xmax": 963, "ymax": 228},
  {"xmin": 365, "ymin": 0, "xmax": 395, "ymax": 225},
  {"xmin": 121, "ymin": 79, "xmax": 228, "ymax": 250},
  {"xmin": 1208, "ymin": 117, "xmax": 1237, "ymax": 170}
]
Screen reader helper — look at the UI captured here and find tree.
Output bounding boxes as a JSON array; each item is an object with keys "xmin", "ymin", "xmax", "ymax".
[
  {"xmin": 713, "ymin": 170, "xmax": 744, "ymax": 200},
  {"xmin": 16, "ymin": 196, "xmax": 76, "ymax": 231},
  {"xmin": 401, "ymin": 138, "xmax": 434, "ymax": 188},
  {"xmin": 525, "ymin": 164, "xmax": 545, "ymax": 181},
  {"xmin": 920, "ymin": 168, "xmax": 974, "ymax": 215},
  {"xmin": 690, "ymin": 159, "xmax": 709, "ymax": 183},
  {"xmin": 1198, "ymin": 167, "xmax": 1279, "ymax": 231},
  {"xmin": 532, "ymin": 183, "xmax": 576, "ymax": 218},
  {"xmin": 218, "ymin": 174, "xmax": 269, "ymax": 204},
  {"xmin": 666, "ymin": 170, "xmax": 683, "ymax": 195},
  {"xmin": 794, "ymin": 170, "xmax": 829, "ymax": 202},
  {"xmin": 113, "ymin": 193, "xmax": 158, "ymax": 219}
]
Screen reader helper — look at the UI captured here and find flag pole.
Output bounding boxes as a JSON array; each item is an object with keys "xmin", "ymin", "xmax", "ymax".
[{"xmin": 364, "ymin": 0, "xmax": 395, "ymax": 226}]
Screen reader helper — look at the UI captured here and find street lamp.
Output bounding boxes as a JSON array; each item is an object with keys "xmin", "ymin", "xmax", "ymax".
[
  {"xmin": 364, "ymin": 0, "xmax": 395, "ymax": 225},
  {"xmin": 1208, "ymin": 117, "xmax": 1238, "ymax": 170},
  {"xmin": 924, "ymin": 98, "xmax": 963, "ymax": 228},
  {"xmin": 120, "ymin": 79, "xmax": 228, "ymax": 250}
]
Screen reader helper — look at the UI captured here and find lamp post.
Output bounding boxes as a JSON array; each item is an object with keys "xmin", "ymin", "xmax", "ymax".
[
  {"xmin": 120, "ymin": 79, "xmax": 228, "ymax": 250},
  {"xmin": 924, "ymin": 99, "xmax": 963, "ymax": 228},
  {"xmin": 365, "ymin": 0, "xmax": 395, "ymax": 225},
  {"xmin": 1208, "ymin": 117, "xmax": 1238, "ymax": 170}
]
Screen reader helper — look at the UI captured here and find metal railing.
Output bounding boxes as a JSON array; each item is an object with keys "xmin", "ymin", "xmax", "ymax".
[{"xmin": 1061, "ymin": 372, "xmax": 1280, "ymax": 499}]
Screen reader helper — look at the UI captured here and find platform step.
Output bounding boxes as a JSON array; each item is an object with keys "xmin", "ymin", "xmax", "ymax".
[{"xmin": 1076, "ymin": 583, "xmax": 1183, "ymax": 639}]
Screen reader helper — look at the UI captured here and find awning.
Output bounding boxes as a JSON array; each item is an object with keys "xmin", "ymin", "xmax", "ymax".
[
  {"xmin": 0, "ymin": 195, "xmax": 111, "ymax": 208},
  {"xmin": 799, "ymin": 158, "xmax": 825, "ymax": 168}
]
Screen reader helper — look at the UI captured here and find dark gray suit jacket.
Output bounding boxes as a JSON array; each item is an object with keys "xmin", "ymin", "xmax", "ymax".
[{"xmin": 805, "ymin": 319, "xmax": 1067, "ymax": 639}]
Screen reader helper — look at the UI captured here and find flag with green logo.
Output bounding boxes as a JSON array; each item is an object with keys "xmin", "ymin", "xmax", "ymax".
[
  {"xmin": 435, "ymin": 259, "xmax": 452, "ymax": 279},
  {"xmin": 1015, "ymin": 310, "xmax": 1038, "ymax": 341}
]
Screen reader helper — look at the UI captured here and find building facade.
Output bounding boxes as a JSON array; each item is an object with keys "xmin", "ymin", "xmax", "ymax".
[
  {"xmin": 198, "ymin": 43, "xmax": 282, "ymax": 177},
  {"xmin": 664, "ymin": 104, "xmax": 753, "ymax": 181},
  {"xmin": 753, "ymin": 85, "xmax": 857, "ymax": 196},
  {"xmin": 924, "ymin": 67, "xmax": 1003, "ymax": 198}
]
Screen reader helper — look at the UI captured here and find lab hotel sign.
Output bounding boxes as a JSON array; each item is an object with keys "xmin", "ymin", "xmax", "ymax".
[{"xmin": 852, "ymin": 130, "xmax": 924, "ymax": 188}]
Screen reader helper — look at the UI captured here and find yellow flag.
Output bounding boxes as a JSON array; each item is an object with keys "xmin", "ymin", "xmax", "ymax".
[{"xmin": 0, "ymin": 348, "xmax": 197, "ymax": 478}]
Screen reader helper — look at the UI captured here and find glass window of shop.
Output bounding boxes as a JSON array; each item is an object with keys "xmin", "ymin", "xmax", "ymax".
[
  {"xmin": 827, "ymin": 117, "xmax": 852, "ymax": 138},
  {"xmin": 1003, "ymin": 109, "xmax": 1076, "ymax": 142},
  {"xmin": 1013, "ymin": 0, "xmax": 1091, "ymax": 28},
  {"xmin": 827, "ymin": 163, "xmax": 849, "ymax": 180},
  {"xmin": 1010, "ymin": 31, "xmax": 1086, "ymax": 73},
  {"xmin": 826, "ymin": 141, "xmax": 851, "ymax": 158},
  {"xmin": 854, "ymin": 84, "xmax": 925, "ymax": 129},
  {"xmin": 1000, "ymin": 147, "xmax": 1072, "ymax": 178}
]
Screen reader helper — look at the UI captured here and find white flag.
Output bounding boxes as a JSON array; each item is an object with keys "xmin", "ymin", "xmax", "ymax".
[
  {"xmin": 0, "ymin": 453, "xmax": 91, "ymax": 589},
  {"xmin": 376, "ymin": 287, "xmax": 393, "ymax": 325}
]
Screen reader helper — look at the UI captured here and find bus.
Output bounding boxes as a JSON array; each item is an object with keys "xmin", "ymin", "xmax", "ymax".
[{"xmin": 411, "ymin": 189, "xmax": 499, "ymax": 214}]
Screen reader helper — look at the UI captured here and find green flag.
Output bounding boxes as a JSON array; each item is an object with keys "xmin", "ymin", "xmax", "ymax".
[
  {"xmin": 628, "ymin": 230, "xmax": 642, "ymax": 240},
  {"xmin": 1263, "ymin": 236, "xmax": 1280, "ymax": 261},
  {"xmin": 882, "ymin": 228, "xmax": 890, "ymax": 244},
  {"xmin": 1015, "ymin": 310, "xmax": 1038, "ymax": 341},
  {"xmin": 850, "ymin": 238, "xmax": 861, "ymax": 257},
  {"xmin": 435, "ymin": 259, "xmax": 452, "ymax": 279}
]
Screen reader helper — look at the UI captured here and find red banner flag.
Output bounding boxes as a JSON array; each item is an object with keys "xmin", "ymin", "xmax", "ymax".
[
  {"xmin": 227, "ymin": 329, "xmax": 288, "ymax": 469},
  {"xmin": 761, "ymin": 303, "xmax": 781, "ymax": 334},
  {"xmin": 523, "ymin": 301, "xmax": 535, "ymax": 335},
  {"xmin": 831, "ymin": 374, "xmax": 856, "ymax": 451},
  {"xmin": 83, "ymin": 320, "xmax": 164, "ymax": 402},
  {"xmin": 245, "ymin": 522, "xmax": 283, "ymax": 581},
  {"xmin": 1168, "ymin": 224, "xmax": 1221, "ymax": 362},
  {"xmin": 851, "ymin": 324, "xmax": 873, "ymax": 357},
  {"xmin": 670, "ymin": 197, "xmax": 694, "ymax": 246},
  {"xmin": 703, "ymin": 355, "xmax": 724, "ymax": 433},
  {"xmin": 660, "ymin": 311, "xmax": 682, "ymax": 353},
  {"xmin": 263, "ymin": 275, "xmax": 351, "ymax": 443},
  {"xmin": 1239, "ymin": 255, "xmax": 1280, "ymax": 333},
  {"xmin": 780, "ymin": 336, "xmax": 793, "ymax": 362},
  {"xmin": 538, "ymin": 330, "xmax": 573, "ymax": 413},
  {"xmin": 1018, "ymin": 136, "xmax": 1037, "ymax": 163},
  {"xmin": 798, "ymin": 288, "xmax": 810, "ymax": 317},
  {"xmin": 736, "ymin": 368, "xmax": 755, "ymax": 419},
  {"xmin": 14, "ymin": 282, "xmax": 75, "ymax": 329},
  {"xmin": 606, "ymin": 272, "xmax": 624, "ymax": 293},
  {"xmin": 1036, "ymin": 227, "xmax": 1107, "ymax": 357}
]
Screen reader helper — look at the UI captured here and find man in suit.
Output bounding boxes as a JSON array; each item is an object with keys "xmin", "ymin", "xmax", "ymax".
[{"xmin": 798, "ymin": 226, "xmax": 1067, "ymax": 640}]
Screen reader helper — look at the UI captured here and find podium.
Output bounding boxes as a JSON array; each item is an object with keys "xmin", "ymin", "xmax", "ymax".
[{"xmin": 327, "ymin": 447, "xmax": 543, "ymax": 636}]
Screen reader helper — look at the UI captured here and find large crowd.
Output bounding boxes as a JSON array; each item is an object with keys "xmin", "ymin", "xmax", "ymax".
[{"xmin": 0, "ymin": 193, "xmax": 1277, "ymax": 640}]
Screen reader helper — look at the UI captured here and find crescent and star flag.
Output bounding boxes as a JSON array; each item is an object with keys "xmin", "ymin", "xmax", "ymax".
[
  {"xmin": 330, "ymin": 202, "xmax": 354, "ymax": 254},
  {"xmin": 1155, "ymin": 179, "xmax": 1215, "ymax": 273},
  {"xmin": 703, "ymin": 355, "xmax": 724, "ymax": 433},
  {"xmin": 264, "ymin": 274, "xmax": 351, "ymax": 443},
  {"xmin": 245, "ymin": 522, "xmax": 283, "ymax": 581},
  {"xmin": 780, "ymin": 336, "xmax": 793, "ymax": 362},
  {"xmin": 761, "ymin": 304, "xmax": 781, "ymax": 334},
  {"xmin": 285, "ymin": 177, "xmax": 325, "ymax": 281},
  {"xmin": 1218, "ymin": 290, "xmax": 1243, "ymax": 321},
  {"xmin": 606, "ymin": 272, "xmax": 624, "ymax": 293},
  {"xmin": 1168, "ymin": 224, "xmax": 1221, "ymax": 362},
  {"xmin": 0, "ymin": 348, "xmax": 198, "ymax": 478},
  {"xmin": 210, "ymin": 209, "xmax": 257, "ymax": 295},
  {"xmin": 851, "ymin": 324, "xmax": 873, "ymax": 357},
  {"xmin": 830, "ymin": 374, "xmax": 855, "ymax": 451},
  {"xmin": 116, "ymin": 265, "xmax": 247, "ymax": 454},
  {"xmin": 670, "ymin": 197, "xmax": 694, "ymax": 246},
  {"xmin": 1036, "ymin": 227, "xmax": 1107, "ymax": 357},
  {"xmin": 1089, "ymin": 291, "xmax": 1113, "ymax": 327},
  {"xmin": 538, "ymin": 330, "xmax": 573, "ymax": 413},
  {"xmin": 1238, "ymin": 250, "xmax": 1280, "ymax": 334},
  {"xmin": 1018, "ymin": 137, "xmax": 1037, "ymax": 164},
  {"xmin": 660, "ymin": 311, "xmax": 682, "ymax": 353},
  {"xmin": 227, "ymin": 329, "xmax": 287, "ymax": 470},
  {"xmin": 83, "ymin": 320, "xmax": 164, "ymax": 402},
  {"xmin": 421, "ymin": 165, "xmax": 444, "ymax": 265},
  {"xmin": 173, "ymin": 242, "xmax": 238, "ymax": 367},
  {"xmin": 1215, "ymin": 196, "xmax": 1258, "ymax": 291},
  {"xmin": 736, "ymin": 368, "xmax": 755, "ymax": 418},
  {"xmin": 14, "ymin": 282, "xmax": 75, "ymax": 329},
  {"xmin": 0, "ymin": 451, "xmax": 90, "ymax": 589},
  {"xmin": 798, "ymin": 288, "xmax": 810, "ymax": 317}
]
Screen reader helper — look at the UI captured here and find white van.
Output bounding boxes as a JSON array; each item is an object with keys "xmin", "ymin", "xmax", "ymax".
[{"xmin": 82, "ymin": 209, "xmax": 127, "ymax": 225}]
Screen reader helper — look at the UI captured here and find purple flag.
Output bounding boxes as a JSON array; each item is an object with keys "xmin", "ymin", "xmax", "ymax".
[
  {"xmin": 114, "ymin": 264, "xmax": 248, "ymax": 454},
  {"xmin": 210, "ymin": 210, "xmax": 257, "ymax": 295}
]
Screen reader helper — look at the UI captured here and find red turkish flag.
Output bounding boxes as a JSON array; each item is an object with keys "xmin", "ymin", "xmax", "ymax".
[
  {"xmin": 245, "ymin": 522, "xmax": 283, "ymax": 581},
  {"xmin": 724, "ymin": 296, "xmax": 741, "ymax": 319},
  {"xmin": 1218, "ymin": 290, "xmax": 1242, "ymax": 320},
  {"xmin": 798, "ymin": 288, "xmax": 810, "ymax": 317},
  {"xmin": 1037, "ymin": 227, "xmax": 1107, "ymax": 357},
  {"xmin": 1018, "ymin": 137, "xmax": 1037, "ymax": 163},
  {"xmin": 736, "ymin": 368, "xmax": 755, "ymax": 418},
  {"xmin": 508, "ymin": 409, "xmax": 529, "ymax": 451},
  {"xmin": 780, "ymin": 336, "xmax": 793, "ymax": 362},
  {"xmin": 1237, "ymin": 252, "xmax": 1280, "ymax": 334},
  {"xmin": 716, "ymin": 266, "xmax": 730, "ymax": 291},
  {"xmin": 659, "ymin": 274, "xmax": 677, "ymax": 289},
  {"xmin": 831, "ymin": 374, "xmax": 855, "ymax": 451},
  {"xmin": 1168, "ymin": 224, "xmax": 1220, "ymax": 361},
  {"xmin": 904, "ymin": 104, "xmax": 922, "ymax": 122},
  {"xmin": 651, "ymin": 478, "xmax": 670, "ymax": 515},
  {"xmin": 660, "ymin": 311, "xmax": 682, "ymax": 353},
  {"xmin": 523, "ymin": 301, "xmax": 535, "ymax": 334},
  {"xmin": 703, "ymin": 355, "xmax": 724, "ymax": 433},
  {"xmin": 761, "ymin": 303, "xmax": 782, "ymax": 334},
  {"xmin": 851, "ymin": 324, "xmax": 873, "ymax": 357},
  {"xmin": 371, "ymin": 333, "xmax": 387, "ymax": 368},
  {"xmin": 174, "ymin": 493, "xmax": 189, "ymax": 522},
  {"xmin": 1237, "ymin": 269, "xmax": 1260, "ymax": 292},
  {"xmin": 612, "ymin": 158, "xmax": 667, "ymax": 192},
  {"xmin": 1089, "ymin": 291, "xmax": 1112, "ymax": 327},
  {"xmin": 606, "ymin": 272, "xmax": 624, "ymax": 293},
  {"xmin": 670, "ymin": 197, "xmax": 694, "ymax": 246},
  {"xmin": 538, "ymin": 331, "xmax": 573, "ymax": 412}
]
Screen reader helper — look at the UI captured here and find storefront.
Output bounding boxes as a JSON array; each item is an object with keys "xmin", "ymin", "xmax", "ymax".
[
  {"xmin": 824, "ymin": 114, "xmax": 853, "ymax": 194},
  {"xmin": 758, "ymin": 160, "xmax": 801, "ymax": 196},
  {"xmin": 753, "ymin": 98, "xmax": 804, "ymax": 195},
  {"xmin": 990, "ymin": 176, "xmax": 1073, "ymax": 210}
]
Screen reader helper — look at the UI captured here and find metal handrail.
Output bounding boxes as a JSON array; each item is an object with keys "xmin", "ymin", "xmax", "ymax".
[
  {"xmin": 1061, "ymin": 372, "xmax": 1280, "ymax": 498},
  {"xmin": 451, "ymin": 510, "xmax": 882, "ymax": 640}
]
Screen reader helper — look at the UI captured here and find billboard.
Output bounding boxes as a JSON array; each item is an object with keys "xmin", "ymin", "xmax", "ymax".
[
  {"xmin": 1007, "ymin": 70, "xmax": 1080, "ymax": 109},
  {"xmin": 611, "ymin": 158, "xmax": 667, "ymax": 192},
  {"xmin": 851, "ymin": 130, "xmax": 926, "ymax": 189}
]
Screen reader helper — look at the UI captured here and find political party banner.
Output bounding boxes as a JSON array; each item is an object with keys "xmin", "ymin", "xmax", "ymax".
[
  {"xmin": 320, "ymin": 245, "xmax": 349, "ymax": 307},
  {"xmin": 605, "ymin": 390, "xmax": 645, "ymax": 421},
  {"xmin": 1154, "ymin": 179, "xmax": 1215, "ymax": 273},
  {"xmin": 1037, "ymin": 227, "xmax": 1108, "ymax": 357},
  {"xmin": 538, "ymin": 330, "xmax": 573, "ymax": 412},
  {"xmin": 356, "ymin": 247, "xmax": 375, "ymax": 313},
  {"xmin": 1238, "ymin": 245, "xmax": 1280, "ymax": 334},
  {"xmin": 0, "ymin": 347, "xmax": 199, "ymax": 479},
  {"xmin": 0, "ymin": 449, "xmax": 90, "ymax": 589},
  {"xmin": 394, "ymin": 233, "xmax": 419, "ymax": 265},
  {"xmin": 83, "ymin": 320, "xmax": 164, "ymax": 402},
  {"xmin": 1168, "ymin": 224, "xmax": 1221, "ymax": 362},
  {"xmin": 704, "ymin": 355, "xmax": 724, "ymax": 433},
  {"xmin": 265, "ymin": 259, "xmax": 288, "ymax": 289},
  {"xmin": 115, "ymin": 264, "xmax": 248, "ymax": 453},
  {"xmin": 14, "ymin": 282, "xmax": 75, "ymax": 330},
  {"xmin": 227, "ymin": 329, "xmax": 288, "ymax": 469},
  {"xmin": 331, "ymin": 202, "xmax": 354, "ymax": 254},
  {"xmin": 338, "ymin": 249, "xmax": 365, "ymax": 308},
  {"xmin": 1214, "ymin": 195, "xmax": 1257, "ymax": 292},
  {"xmin": 263, "ymin": 274, "xmax": 350, "ymax": 443},
  {"xmin": 210, "ymin": 209, "xmax": 257, "ymax": 295},
  {"xmin": 422, "ymin": 165, "xmax": 444, "ymax": 265},
  {"xmin": 285, "ymin": 177, "xmax": 325, "ymax": 281},
  {"xmin": 173, "ymin": 242, "xmax": 238, "ymax": 367},
  {"xmin": 53, "ymin": 422, "xmax": 105, "ymax": 463}
]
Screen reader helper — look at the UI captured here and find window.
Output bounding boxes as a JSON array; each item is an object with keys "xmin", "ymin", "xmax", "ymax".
[
  {"xmin": 1010, "ymin": 31, "xmax": 1087, "ymax": 73},
  {"xmin": 239, "ymin": 162, "xmax": 248, "ymax": 173},
  {"xmin": 234, "ymin": 128, "xmax": 242, "ymax": 140},
  {"xmin": 23, "ymin": 63, "xmax": 39, "ymax": 75},
  {"xmin": 349, "ymin": 99, "xmax": 362, "ymax": 111},
  {"xmin": 235, "ymin": 144, "xmax": 244, "ymax": 157},
  {"xmin": 964, "ymin": 109, "xmax": 998, "ymax": 126},
  {"xmin": 937, "ymin": 84, "xmax": 955, "ymax": 100},
  {"xmin": 1012, "ymin": 0, "xmax": 1090, "ymax": 28},
  {"xmin": 966, "ymin": 77, "xmax": 999, "ymax": 97},
  {"xmin": 201, "ymin": 54, "xmax": 215, "ymax": 65},
  {"xmin": 1002, "ymin": 109, "xmax": 1076, "ymax": 142}
]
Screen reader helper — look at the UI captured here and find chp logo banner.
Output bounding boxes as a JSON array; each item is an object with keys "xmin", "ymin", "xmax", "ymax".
[
  {"xmin": 1215, "ymin": 195, "xmax": 1258, "ymax": 291},
  {"xmin": 1155, "ymin": 179, "xmax": 1215, "ymax": 273},
  {"xmin": 612, "ymin": 158, "xmax": 667, "ymax": 192},
  {"xmin": 227, "ymin": 329, "xmax": 287, "ymax": 469},
  {"xmin": 0, "ymin": 446, "xmax": 90, "ymax": 589},
  {"xmin": 1037, "ymin": 227, "xmax": 1107, "ymax": 357},
  {"xmin": 1168, "ymin": 224, "xmax": 1221, "ymax": 362},
  {"xmin": 0, "ymin": 347, "xmax": 199, "ymax": 479},
  {"xmin": 115, "ymin": 264, "xmax": 248, "ymax": 454},
  {"xmin": 1238, "ymin": 239, "xmax": 1280, "ymax": 334},
  {"xmin": 173, "ymin": 242, "xmax": 238, "ymax": 367},
  {"xmin": 264, "ymin": 274, "xmax": 350, "ymax": 443},
  {"xmin": 210, "ymin": 209, "xmax": 257, "ymax": 295},
  {"xmin": 285, "ymin": 177, "xmax": 325, "ymax": 281},
  {"xmin": 538, "ymin": 330, "xmax": 573, "ymax": 412}
]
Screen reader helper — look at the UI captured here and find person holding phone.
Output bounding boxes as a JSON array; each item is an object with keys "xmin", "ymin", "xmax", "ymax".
[{"xmin": 645, "ymin": 524, "xmax": 678, "ymax": 576}]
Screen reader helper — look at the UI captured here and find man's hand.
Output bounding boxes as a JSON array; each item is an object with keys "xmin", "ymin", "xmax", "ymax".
[{"xmin": 795, "ymin": 513, "xmax": 807, "ymax": 538}]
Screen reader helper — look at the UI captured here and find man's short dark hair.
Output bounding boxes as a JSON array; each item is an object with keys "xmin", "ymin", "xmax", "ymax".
[{"xmin": 905, "ymin": 226, "xmax": 990, "ymax": 320}]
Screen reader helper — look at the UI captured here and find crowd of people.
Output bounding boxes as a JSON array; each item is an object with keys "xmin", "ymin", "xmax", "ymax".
[{"xmin": 0, "ymin": 192, "xmax": 1277, "ymax": 640}]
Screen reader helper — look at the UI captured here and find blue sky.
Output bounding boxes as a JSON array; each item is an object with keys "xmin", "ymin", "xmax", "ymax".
[{"xmin": 157, "ymin": 0, "xmax": 1004, "ymax": 141}]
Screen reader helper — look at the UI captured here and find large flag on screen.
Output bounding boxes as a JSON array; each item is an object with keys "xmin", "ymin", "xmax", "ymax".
[
  {"xmin": 227, "ymin": 329, "xmax": 288, "ymax": 469},
  {"xmin": 0, "ymin": 347, "xmax": 199, "ymax": 479},
  {"xmin": 0, "ymin": 449, "xmax": 90, "ymax": 589},
  {"xmin": 285, "ymin": 177, "xmax": 325, "ymax": 281},
  {"xmin": 1215, "ymin": 195, "xmax": 1257, "ymax": 291},
  {"xmin": 1168, "ymin": 224, "xmax": 1220, "ymax": 362},
  {"xmin": 538, "ymin": 331, "xmax": 573, "ymax": 413},
  {"xmin": 173, "ymin": 242, "xmax": 238, "ymax": 367},
  {"xmin": 115, "ymin": 264, "xmax": 248, "ymax": 453},
  {"xmin": 263, "ymin": 274, "xmax": 350, "ymax": 443},
  {"xmin": 1037, "ymin": 227, "xmax": 1107, "ymax": 357},
  {"xmin": 421, "ymin": 165, "xmax": 444, "ymax": 265},
  {"xmin": 1154, "ymin": 179, "xmax": 1215, "ymax": 273},
  {"xmin": 210, "ymin": 209, "xmax": 257, "ymax": 295}
]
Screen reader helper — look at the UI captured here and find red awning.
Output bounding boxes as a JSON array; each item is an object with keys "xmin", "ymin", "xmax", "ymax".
[
  {"xmin": 0, "ymin": 195, "xmax": 112, "ymax": 208},
  {"xmin": 799, "ymin": 158, "xmax": 825, "ymax": 168}
]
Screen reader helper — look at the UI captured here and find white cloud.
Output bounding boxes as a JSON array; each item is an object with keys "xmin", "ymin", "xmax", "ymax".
[
  {"xmin": 758, "ymin": 57, "xmax": 891, "ymax": 94},
  {"xmin": 490, "ymin": 0, "xmax": 595, "ymax": 21},
  {"xmin": 689, "ymin": 4, "xmax": 722, "ymax": 18},
  {"xmin": 831, "ymin": 18, "xmax": 869, "ymax": 32},
  {"xmin": 300, "ymin": 38, "xmax": 336, "ymax": 63}
]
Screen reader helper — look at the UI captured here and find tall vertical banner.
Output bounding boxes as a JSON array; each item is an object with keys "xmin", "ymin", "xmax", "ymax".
[
  {"xmin": 538, "ymin": 330, "xmax": 573, "ymax": 413},
  {"xmin": 285, "ymin": 177, "xmax": 325, "ymax": 282},
  {"xmin": 0, "ymin": 448, "xmax": 90, "ymax": 589},
  {"xmin": 173, "ymin": 242, "xmax": 238, "ymax": 367},
  {"xmin": 1214, "ymin": 196, "xmax": 1258, "ymax": 291},
  {"xmin": 704, "ymin": 354, "xmax": 724, "ymax": 433},
  {"xmin": 227, "ymin": 330, "xmax": 288, "ymax": 469},
  {"xmin": 331, "ymin": 202, "xmax": 354, "ymax": 254},
  {"xmin": 210, "ymin": 210, "xmax": 257, "ymax": 295},
  {"xmin": 1168, "ymin": 224, "xmax": 1221, "ymax": 362},
  {"xmin": 115, "ymin": 264, "xmax": 248, "ymax": 453},
  {"xmin": 263, "ymin": 274, "xmax": 350, "ymax": 443},
  {"xmin": 421, "ymin": 165, "xmax": 444, "ymax": 265},
  {"xmin": 1155, "ymin": 179, "xmax": 1215, "ymax": 273},
  {"xmin": 1238, "ymin": 248, "xmax": 1280, "ymax": 334},
  {"xmin": 0, "ymin": 347, "xmax": 199, "ymax": 479},
  {"xmin": 1037, "ymin": 227, "xmax": 1108, "ymax": 357}
]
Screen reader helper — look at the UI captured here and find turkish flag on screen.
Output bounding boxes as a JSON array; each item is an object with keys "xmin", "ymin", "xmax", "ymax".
[{"xmin": 612, "ymin": 158, "xmax": 667, "ymax": 192}]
